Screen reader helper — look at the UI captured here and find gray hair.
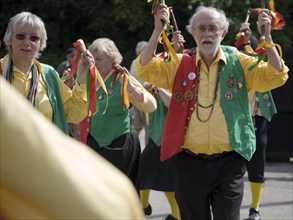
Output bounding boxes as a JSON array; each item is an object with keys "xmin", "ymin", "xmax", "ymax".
[
  {"xmin": 186, "ymin": 6, "xmax": 230, "ymax": 34},
  {"xmin": 89, "ymin": 38, "xmax": 123, "ymax": 66},
  {"xmin": 3, "ymin": 11, "xmax": 47, "ymax": 58},
  {"xmin": 135, "ymin": 41, "xmax": 148, "ymax": 56}
]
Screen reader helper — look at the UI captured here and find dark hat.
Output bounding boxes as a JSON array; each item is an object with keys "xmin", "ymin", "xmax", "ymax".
[{"xmin": 65, "ymin": 48, "xmax": 76, "ymax": 56}]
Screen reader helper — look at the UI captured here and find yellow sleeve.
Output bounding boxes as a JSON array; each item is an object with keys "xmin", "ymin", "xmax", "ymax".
[
  {"xmin": 57, "ymin": 75, "xmax": 88, "ymax": 123},
  {"xmin": 0, "ymin": 77, "xmax": 144, "ymax": 220},
  {"xmin": 135, "ymin": 53, "xmax": 183, "ymax": 91},
  {"xmin": 128, "ymin": 75, "xmax": 157, "ymax": 113},
  {"xmin": 237, "ymin": 52, "xmax": 289, "ymax": 92}
]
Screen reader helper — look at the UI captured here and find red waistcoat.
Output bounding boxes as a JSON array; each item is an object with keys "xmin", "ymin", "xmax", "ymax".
[{"xmin": 160, "ymin": 53, "xmax": 197, "ymax": 161}]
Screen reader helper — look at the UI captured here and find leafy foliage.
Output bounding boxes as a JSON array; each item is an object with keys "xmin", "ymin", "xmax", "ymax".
[{"xmin": 1, "ymin": 0, "xmax": 292, "ymax": 69}]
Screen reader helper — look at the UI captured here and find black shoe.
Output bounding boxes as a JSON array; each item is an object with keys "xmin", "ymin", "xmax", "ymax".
[
  {"xmin": 162, "ymin": 214, "xmax": 177, "ymax": 220},
  {"xmin": 249, "ymin": 208, "xmax": 261, "ymax": 220},
  {"xmin": 144, "ymin": 204, "xmax": 152, "ymax": 216}
]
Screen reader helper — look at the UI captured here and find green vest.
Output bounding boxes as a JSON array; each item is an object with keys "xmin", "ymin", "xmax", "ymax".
[
  {"xmin": 149, "ymin": 95, "xmax": 168, "ymax": 146},
  {"xmin": 257, "ymin": 91, "xmax": 277, "ymax": 121},
  {"xmin": 220, "ymin": 46, "xmax": 256, "ymax": 161},
  {"xmin": 41, "ymin": 63, "xmax": 68, "ymax": 134},
  {"xmin": 89, "ymin": 72, "xmax": 130, "ymax": 147}
]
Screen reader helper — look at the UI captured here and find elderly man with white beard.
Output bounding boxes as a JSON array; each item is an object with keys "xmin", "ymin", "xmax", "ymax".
[{"xmin": 135, "ymin": 5, "xmax": 289, "ymax": 220}]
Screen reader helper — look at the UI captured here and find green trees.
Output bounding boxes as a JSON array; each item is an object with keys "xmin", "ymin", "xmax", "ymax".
[{"xmin": 1, "ymin": 0, "xmax": 292, "ymax": 69}]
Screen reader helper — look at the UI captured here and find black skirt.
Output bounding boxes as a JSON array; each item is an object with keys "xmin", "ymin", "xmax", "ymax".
[
  {"xmin": 87, "ymin": 131, "xmax": 141, "ymax": 188},
  {"xmin": 138, "ymin": 138, "xmax": 175, "ymax": 191}
]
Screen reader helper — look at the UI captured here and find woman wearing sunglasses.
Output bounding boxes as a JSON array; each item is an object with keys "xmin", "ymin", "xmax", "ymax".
[{"xmin": 1, "ymin": 11, "xmax": 89, "ymax": 134}]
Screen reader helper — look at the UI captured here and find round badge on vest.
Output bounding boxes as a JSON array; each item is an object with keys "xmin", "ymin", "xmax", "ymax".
[
  {"xmin": 108, "ymin": 88, "xmax": 114, "ymax": 96},
  {"xmin": 263, "ymin": 94, "xmax": 269, "ymax": 100},
  {"xmin": 182, "ymin": 80, "xmax": 187, "ymax": 87},
  {"xmin": 174, "ymin": 92, "xmax": 183, "ymax": 101},
  {"xmin": 184, "ymin": 90, "xmax": 194, "ymax": 100},
  {"xmin": 224, "ymin": 91, "xmax": 233, "ymax": 100},
  {"xmin": 238, "ymin": 77, "xmax": 244, "ymax": 89},
  {"xmin": 98, "ymin": 94, "xmax": 104, "ymax": 100},
  {"xmin": 227, "ymin": 79, "xmax": 234, "ymax": 88},
  {"xmin": 188, "ymin": 72, "xmax": 196, "ymax": 80}
]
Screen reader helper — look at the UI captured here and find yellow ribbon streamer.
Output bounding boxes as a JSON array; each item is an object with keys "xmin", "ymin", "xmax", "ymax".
[
  {"xmin": 123, "ymin": 73, "xmax": 130, "ymax": 109},
  {"xmin": 162, "ymin": 30, "xmax": 178, "ymax": 62},
  {"xmin": 94, "ymin": 67, "xmax": 108, "ymax": 114},
  {"xmin": 256, "ymin": 40, "xmax": 283, "ymax": 58}
]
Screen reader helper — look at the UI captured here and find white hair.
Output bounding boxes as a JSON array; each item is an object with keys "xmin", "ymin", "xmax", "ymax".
[
  {"xmin": 89, "ymin": 38, "xmax": 123, "ymax": 65},
  {"xmin": 186, "ymin": 6, "xmax": 230, "ymax": 34},
  {"xmin": 4, "ymin": 11, "xmax": 47, "ymax": 58}
]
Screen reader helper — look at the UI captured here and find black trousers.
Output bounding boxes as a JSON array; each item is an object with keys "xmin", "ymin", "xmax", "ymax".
[
  {"xmin": 174, "ymin": 150, "xmax": 246, "ymax": 220},
  {"xmin": 246, "ymin": 115, "xmax": 268, "ymax": 182},
  {"xmin": 87, "ymin": 131, "xmax": 141, "ymax": 189}
]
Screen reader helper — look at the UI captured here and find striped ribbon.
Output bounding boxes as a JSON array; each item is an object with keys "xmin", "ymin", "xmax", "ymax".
[{"xmin": 246, "ymin": 40, "xmax": 283, "ymax": 71}]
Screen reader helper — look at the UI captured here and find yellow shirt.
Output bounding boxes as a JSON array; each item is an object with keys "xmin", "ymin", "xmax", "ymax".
[
  {"xmin": 136, "ymin": 46, "xmax": 289, "ymax": 155},
  {"xmin": 0, "ymin": 77, "xmax": 144, "ymax": 219},
  {"xmin": 248, "ymin": 90, "xmax": 262, "ymax": 116},
  {"xmin": 1, "ymin": 56, "xmax": 87, "ymax": 124}
]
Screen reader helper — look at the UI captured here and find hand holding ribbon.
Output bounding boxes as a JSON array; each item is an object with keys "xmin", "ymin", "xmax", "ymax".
[
  {"xmin": 66, "ymin": 39, "xmax": 108, "ymax": 115},
  {"xmin": 113, "ymin": 65, "xmax": 130, "ymax": 109},
  {"xmin": 248, "ymin": 1, "xmax": 282, "ymax": 70},
  {"xmin": 148, "ymin": 0, "xmax": 177, "ymax": 62},
  {"xmin": 235, "ymin": 9, "xmax": 251, "ymax": 47},
  {"xmin": 251, "ymin": 0, "xmax": 286, "ymax": 31}
]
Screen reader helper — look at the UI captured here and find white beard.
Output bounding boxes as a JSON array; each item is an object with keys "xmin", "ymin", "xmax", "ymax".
[{"xmin": 197, "ymin": 35, "xmax": 222, "ymax": 58}]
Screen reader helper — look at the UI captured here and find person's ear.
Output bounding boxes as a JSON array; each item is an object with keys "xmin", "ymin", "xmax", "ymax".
[{"xmin": 221, "ymin": 30, "xmax": 227, "ymax": 40}]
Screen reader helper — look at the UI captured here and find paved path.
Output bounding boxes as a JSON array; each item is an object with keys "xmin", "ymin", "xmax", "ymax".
[
  {"xmin": 138, "ymin": 130, "xmax": 293, "ymax": 220},
  {"xmin": 145, "ymin": 161, "xmax": 292, "ymax": 220}
]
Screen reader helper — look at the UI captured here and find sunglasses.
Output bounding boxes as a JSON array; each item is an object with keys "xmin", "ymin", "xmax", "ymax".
[{"xmin": 15, "ymin": 33, "xmax": 41, "ymax": 43}]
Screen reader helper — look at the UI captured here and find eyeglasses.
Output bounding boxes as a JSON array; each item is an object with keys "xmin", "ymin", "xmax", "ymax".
[
  {"xmin": 193, "ymin": 25, "xmax": 222, "ymax": 34},
  {"xmin": 15, "ymin": 33, "xmax": 41, "ymax": 43}
]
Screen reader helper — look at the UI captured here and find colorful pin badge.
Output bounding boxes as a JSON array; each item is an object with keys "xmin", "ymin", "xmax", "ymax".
[
  {"xmin": 98, "ymin": 94, "xmax": 104, "ymax": 100},
  {"xmin": 108, "ymin": 88, "xmax": 114, "ymax": 96},
  {"xmin": 174, "ymin": 92, "xmax": 183, "ymax": 101},
  {"xmin": 238, "ymin": 77, "xmax": 243, "ymax": 89},
  {"xmin": 184, "ymin": 90, "xmax": 194, "ymax": 100},
  {"xmin": 224, "ymin": 91, "xmax": 233, "ymax": 100},
  {"xmin": 182, "ymin": 80, "xmax": 187, "ymax": 87},
  {"xmin": 227, "ymin": 79, "xmax": 234, "ymax": 88}
]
